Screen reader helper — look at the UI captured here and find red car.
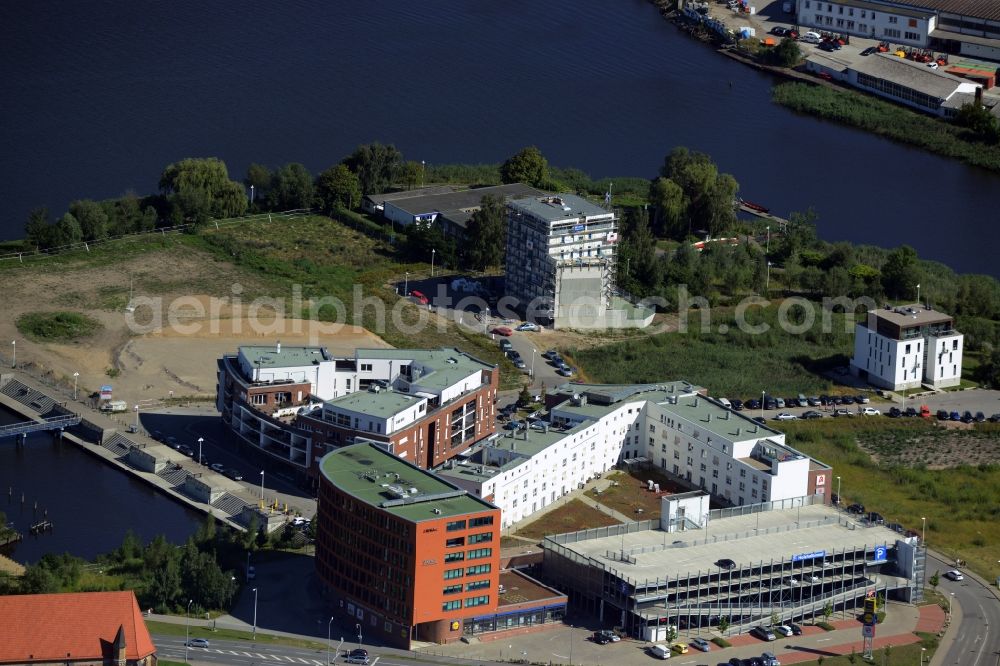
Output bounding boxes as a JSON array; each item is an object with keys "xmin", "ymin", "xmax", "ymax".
[
  {"xmin": 410, "ymin": 290, "xmax": 429, "ymax": 305},
  {"xmin": 492, "ymin": 326, "xmax": 513, "ymax": 337}
]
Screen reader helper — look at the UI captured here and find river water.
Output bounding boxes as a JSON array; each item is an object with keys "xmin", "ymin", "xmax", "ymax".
[
  {"xmin": 0, "ymin": 407, "xmax": 202, "ymax": 563},
  {"xmin": 1, "ymin": 0, "xmax": 997, "ymax": 276}
]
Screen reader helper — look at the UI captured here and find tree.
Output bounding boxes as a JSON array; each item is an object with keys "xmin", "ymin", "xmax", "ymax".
[
  {"xmin": 159, "ymin": 157, "xmax": 248, "ymax": 223},
  {"xmin": 500, "ymin": 146, "xmax": 548, "ymax": 187},
  {"xmin": 823, "ymin": 601, "xmax": 833, "ymax": 621},
  {"xmin": 464, "ymin": 194, "xmax": 507, "ymax": 270},
  {"xmin": 69, "ymin": 199, "xmax": 110, "ymax": 241},
  {"xmin": 618, "ymin": 208, "xmax": 661, "ymax": 296},
  {"xmin": 881, "ymin": 245, "xmax": 920, "ymax": 300},
  {"xmin": 403, "ymin": 221, "xmax": 455, "ymax": 269},
  {"xmin": 659, "ymin": 147, "xmax": 739, "ymax": 238},
  {"xmin": 269, "ymin": 163, "xmax": 314, "ymax": 210},
  {"xmin": 25, "ymin": 207, "xmax": 52, "ymax": 249},
  {"xmin": 518, "ymin": 385, "xmax": 531, "ymax": 406},
  {"xmin": 718, "ymin": 616, "xmax": 730, "ymax": 634},
  {"xmin": 975, "ymin": 347, "xmax": 1000, "ymax": 388},
  {"xmin": 315, "ymin": 164, "xmax": 361, "ymax": 212},
  {"xmin": 244, "ymin": 163, "xmax": 272, "ymax": 207},
  {"xmin": 53, "ymin": 213, "xmax": 83, "ymax": 246},
  {"xmin": 665, "ymin": 625, "xmax": 678, "ymax": 644},
  {"xmin": 400, "ymin": 161, "xmax": 423, "ymax": 190},
  {"xmin": 343, "ymin": 142, "xmax": 403, "ymax": 195},
  {"xmin": 764, "ymin": 37, "xmax": 801, "ymax": 67},
  {"xmin": 954, "ymin": 102, "xmax": 1000, "ymax": 144},
  {"xmin": 648, "ymin": 177, "xmax": 685, "ymax": 237}
]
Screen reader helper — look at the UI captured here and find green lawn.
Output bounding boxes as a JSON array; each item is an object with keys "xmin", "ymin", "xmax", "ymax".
[
  {"xmin": 571, "ymin": 304, "xmax": 855, "ymax": 396},
  {"xmin": 145, "ymin": 620, "xmax": 326, "ymax": 650},
  {"xmin": 514, "ymin": 499, "xmax": 621, "ymax": 541},
  {"xmin": 16, "ymin": 311, "xmax": 102, "ymax": 342},
  {"xmin": 784, "ymin": 632, "xmax": 938, "ymax": 666}
]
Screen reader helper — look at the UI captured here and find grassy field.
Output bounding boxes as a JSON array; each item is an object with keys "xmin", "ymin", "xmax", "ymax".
[
  {"xmin": 514, "ymin": 499, "xmax": 621, "ymax": 541},
  {"xmin": 571, "ymin": 304, "xmax": 855, "ymax": 396},
  {"xmin": 16, "ymin": 311, "xmax": 102, "ymax": 342},
  {"xmin": 786, "ymin": 632, "xmax": 938, "ymax": 666},
  {"xmin": 781, "ymin": 419, "xmax": 1000, "ymax": 579},
  {"xmin": 587, "ymin": 469, "xmax": 693, "ymax": 520}
]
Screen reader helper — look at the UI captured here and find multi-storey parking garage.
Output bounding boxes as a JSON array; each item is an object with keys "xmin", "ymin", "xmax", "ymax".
[{"xmin": 541, "ymin": 495, "xmax": 925, "ymax": 641}]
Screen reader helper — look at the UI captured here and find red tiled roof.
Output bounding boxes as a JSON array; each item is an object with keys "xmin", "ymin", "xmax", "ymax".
[{"xmin": 0, "ymin": 590, "xmax": 156, "ymax": 663}]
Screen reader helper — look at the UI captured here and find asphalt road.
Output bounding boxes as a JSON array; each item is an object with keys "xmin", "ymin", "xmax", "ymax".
[{"xmin": 928, "ymin": 552, "xmax": 1000, "ymax": 666}]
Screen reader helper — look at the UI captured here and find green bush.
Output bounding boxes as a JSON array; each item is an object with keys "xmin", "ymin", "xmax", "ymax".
[
  {"xmin": 16, "ymin": 311, "xmax": 102, "ymax": 342},
  {"xmin": 712, "ymin": 637, "xmax": 732, "ymax": 647}
]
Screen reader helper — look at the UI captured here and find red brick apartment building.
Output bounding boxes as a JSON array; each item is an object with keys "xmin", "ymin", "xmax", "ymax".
[
  {"xmin": 217, "ymin": 345, "xmax": 498, "ymax": 486},
  {"xmin": 316, "ymin": 443, "xmax": 567, "ymax": 648},
  {"xmin": 0, "ymin": 590, "xmax": 156, "ymax": 666}
]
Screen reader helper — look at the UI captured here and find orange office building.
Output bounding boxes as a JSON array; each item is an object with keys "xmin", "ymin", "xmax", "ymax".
[{"xmin": 315, "ymin": 442, "xmax": 501, "ymax": 647}]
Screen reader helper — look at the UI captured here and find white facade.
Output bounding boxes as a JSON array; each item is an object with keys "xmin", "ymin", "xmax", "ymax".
[
  {"xmin": 797, "ymin": 0, "xmax": 936, "ymax": 45},
  {"xmin": 850, "ymin": 305, "xmax": 963, "ymax": 390},
  {"xmin": 237, "ymin": 346, "xmax": 336, "ymax": 398},
  {"xmin": 441, "ymin": 386, "xmax": 827, "ymax": 529}
]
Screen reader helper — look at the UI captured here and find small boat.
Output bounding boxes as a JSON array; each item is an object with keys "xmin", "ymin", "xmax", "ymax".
[{"xmin": 739, "ymin": 199, "xmax": 770, "ymax": 214}]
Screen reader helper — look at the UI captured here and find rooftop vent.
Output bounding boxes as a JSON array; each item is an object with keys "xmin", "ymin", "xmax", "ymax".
[
  {"xmin": 432, "ymin": 508, "xmax": 442, "ymax": 515},
  {"xmin": 409, "ymin": 487, "xmax": 418, "ymax": 494}
]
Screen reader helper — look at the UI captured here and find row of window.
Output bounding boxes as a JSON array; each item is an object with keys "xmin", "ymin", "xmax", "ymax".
[
  {"xmin": 445, "ymin": 515, "xmax": 495, "ymax": 532},
  {"xmin": 444, "ymin": 563, "xmax": 493, "ymax": 579},
  {"xmin": 444, "ymin": 580, "xmax": 490, "ymax": 595},
  {"xmin": 442, "ymin": 595, "xmax": 490, "ymax": 611},
  {"xmin": 445, "ymin": 533, "xmax": 493, "ymax": 548}
]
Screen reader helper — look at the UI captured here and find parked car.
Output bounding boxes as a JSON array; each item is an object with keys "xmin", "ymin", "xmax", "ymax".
[
  {"xmin": 557, "ymin": 367, "xmax": 574, "ymax": 377},
  {"xmin": 975, "ymin": 411, "xmax": 986, "ymax": 422},
  {"xmin": 513, "ymin": 359, "xmax": 527, "ymax": 370},
  {"xmin": 750, "ymin": 625, "xmax": 776, "ymax": 641},
  {"xmin": 225, "ymin": 468, "xmax": 244, "ymax": 481},
  {"xmin": 832, "ymin": 409, "xmax": 851, "ymax": 417},
  {"xmin": 788, "ymin": 623, "xmax": 803, "ymax": 636},
  {"xmin": 731, "ymin": 399, "xmax": 744, "ymax": 411},
  {"xmin": 770, "ymin": 26, "xmax": 788, "ymax": 36},
  {"xmin": 818, "ymin": 41, "xmax": 837, "ymax": 52},
  {"xmin": 492, "ymin": 326, "xmax": 513, "ymax": 336},
  {"xmin": 209, "ymin": 463, "xmax": 225, "ymax": 473},
  {"xmin": 516, "ymin": 322, "xmax": 540, "ymax": 332},
  {"xmin": 949, "ymin": 411, "xmax": 961, "ymax": 421},
  {"xmin": 409, "ymin": 290, "xmax": 429, "ymax": 305},
  {"xmin": 187, "ymin": 638, "xmax": 210, "ymax": 648},
  {"xmin": 648, "ymin": 644, "xmax": 671, "ymax": 659},
  {"xmin": 717, "ymin": 558, "xmax": 737, "ymax": 570},
  {"xmin": 761, "ymin": 652, "xmax": 782, "ymax": 666},
  {"xmin": 246, "ymin": 565, "xmax": 255, "ymax": 580},
  {"xmin": 886, "ymin": 522, "xmax": 905, "ymax": 533},
  {"xmin": 861, "ymin": 46, "xmax": 877, "ymax": 55},
  {"xmin": 178, "ymin": 444, "xmax": 194, "ymax": 457},
  {"xmin": 801, "ymin": 410, "xmax": 823, "ymax": 419},
  {"xmin": 774, "ymin": 625, "xmax": 793, "ymax": 637},
  {"xmin": 672, "ymin": 643, "xmax": 689, "ymax": 654},
  {"xmin": 846, "ymin": 503, "xmax": 865, "ymax": 514},
  {"xmin": 746, "ymin": 398, "xmax": 761, "ymax": 410},
  {"xmin": 345, "ymin": 648, "xmax": 370, "ymax": 664},
  {"xmin": 867, "ymin": 511, "xmax": 885, "ymax": 525},
  {"xmin": 888, "ymin": 407, "xmax": 901, "ymax": 418},
  {"xmin": 990, "ymin": 413, "xmax": 1000, "ymax": 422},
  {"xmin": 504, "ymin": 420, "xmax": 525, "ymax": 430},
  {"xmin": 691, "ymin": 637, "xmax": 712, "ymax": 652},
  {"xmin": 831, "ymin": 493, "xmax": 840, "ymax": 505},
  {"xmin": 774, "ymin": 398, "xmax": 786, "ymax": 408},
  {"xmin": 856, "ymin": 394, "xmax": 870, "ymax": 404},
  {"xmin": 593, "ymin": 629, "xmax": 620, "ymax": 644},
  {"xmin": 753, "ymin": 416, "xmax": 768, "ymax": 425},
  {"xmin": 861, "ymin": 407, "xmax": 881, "ymax": 416},
  {"xmin": 904, "ymin": 407, "xmax": 918, "ymax": 417},
  {"xmin": 937, "ymin": 410, "xmax": 950, "ymax": 420},
  {"xmin": 962, "ymin": 411, "xmax": 974, "ymax": 423},
  {"xmin": 542, "ymin": 349, "xmax": 558, "ymax": 360},
  {"xmin": 807, "ymin": 396, "xmax": 821, "ymax": 406},
  {"xmin": 819, "ymin": 394, "xmax": 830, "ymax": 405},
  {"xmin": 499, "ymin": 339, "xmax": 513, "ymax": 352},
  {"xmin": 774, "ymin": 412, "xmax": 798, "ymax": 421},
  {"xmin": 945, "ymin": 570, "xmax": 964, "ymax": 581}
]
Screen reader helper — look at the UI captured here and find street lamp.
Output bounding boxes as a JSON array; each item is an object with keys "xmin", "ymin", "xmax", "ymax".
[
  {"xmin": 327, "ymin": 616, "xmax": 335, "ymax": 665},
  {"xmin": 431, "ymin": 248, "xmax": 436, "ymax": 278},
  {"xmin": 766, "ymin": 225, "xmax": 770, "ymax": 254},
  {"xmin": 761, "ymin": 390, "xmax": 765, "ymax": 420},
  {"xmin": 421, "ymin": 160, "xmax": 425, "ymax": 187},
  {"xmin": 134, "ymin": 404, "xmax": 140, "ymax": 430},
  {"xmin": 250, "ymin": 184, "xmax": 255, "ymax": 204},
  {"xmin": 404, "ymin": 271, "xmax": 409, "ymax": 296},
  {"xmin": 73, "ymin": 372, "xmax": 79, "ymax": 400},
  {"xmin": 260, "ymin": 470, "xmax": 265, "ymax": 501},
  {"xmin": 921, "ymin": 516, "xmax": 926, "ymax": 544},
  {"xmin": 836, "ymin": 476, "xmax": 842, "ymax": 507},
  {"xmin": 10, "ymin": 340, "xmax": 15, "ymax": 369},
  {"xmin": 765, "ymin": 260, "xmax": 773, "ymax": 293},
  {"xmin": 949, "ymin": 592, "xmax": 954, "ymax": 618},
  {"xmin": 252, "ymin": 587, "xmax": 258, "ymax": 640},
  {"xmin": 185, "ymin": 599, "xmax": 193, "ymax": 662},
  {"xmin": 569, "ymin": 624, "xmax": 574, "ymax": 665},
  {"xmin": 197, "ymin": 437, "xmax": 204, "ymax": 466},
  {"xmin": 530, "ymin": 348, "xmax": 536, "ymax": 378},
  {"xmin": 921, "ymin": 646, "xmax": 927, "ymax": 665},
  {"xmin": 356, "ymin": 623, "xmax": 362, "ymax": 651}
]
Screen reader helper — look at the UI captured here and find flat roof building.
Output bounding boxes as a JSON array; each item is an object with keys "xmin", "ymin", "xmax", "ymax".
[
  {"xmin": 850, "ymin": 303, "xmax": 963, "ymax": 390},
  {"xmin": 542, "ymin": 496, "xmax": 925, "ymax": 641}
]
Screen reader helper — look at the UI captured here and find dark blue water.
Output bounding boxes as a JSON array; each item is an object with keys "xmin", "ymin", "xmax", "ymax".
[
  {"xmin": 0, "ymin": 408, "xmax": 201, "ymax": 562},
  {"xmin": 1, "ymin": 0, "xmax": 996, "ymax": 276}
]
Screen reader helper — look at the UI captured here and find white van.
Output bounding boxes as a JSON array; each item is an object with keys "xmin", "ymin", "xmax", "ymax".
[
  {"xmin": 649, "ymin": 644, "xmax": 671, "ymax": 659},
  {"xmin": 801, "ymin": 31, "xmax": 822, "ymax": 43}
]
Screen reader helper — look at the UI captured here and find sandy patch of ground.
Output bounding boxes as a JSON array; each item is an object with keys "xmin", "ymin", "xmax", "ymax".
[{"xmin": 1, "ymin": 251, "xmax": 389, "ymax": 404}]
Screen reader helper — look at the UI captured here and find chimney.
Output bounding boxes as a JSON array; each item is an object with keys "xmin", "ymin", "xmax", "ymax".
[
  {"xmin": 975, "ymin": 86, "xmax": 983, "ymax": 105},
  {"xmin": 276, "ymin": 340, "xmax": 281, "ymax": 354}
]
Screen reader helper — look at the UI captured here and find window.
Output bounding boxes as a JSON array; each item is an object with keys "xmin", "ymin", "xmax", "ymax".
[
  {"xmin": 469, "ymin": 532, "xmax": 492, "ymax": 544},
  {"xmin": 470, "ymin": 516, "xmax": 494, "ymax": 528},
  {"xmin": 740, "ymin": 469, "xmax": 746, "ymax": 477},
  {"xmin": 442, "ymin": 600, "xmax": 461, "ymax": 611},
  {"xmin": 466, "ymin": 580, "xmax": 490, "ymax": 591},
  {"xmin": 446, "ymin": 520, "xmax": 467, "ymax": 532},
  {"xmin": 739, "ymin": 482, "xmax": 746, "ymax": 491},
  {"xmin": 465, "ymin": 595, "xmax": 490, "ymax": 608},
  {"xmin": 674, "ymin": 451, "xmax": 680, "ymax": 460},
  {"xmin": 712, "ymin": 470, "xmax": 719, "ymax": 478},
  {"xmin": 443, "ymin": 584, "xmax": 462, "ymax": 595},
  {"xmin": 446, "ymin": 537, "xmax": 465, "ymax": 548},
  {"xmin": 444, "ymin": 568, "xmax": 463, "ymax": 580},
  {"xmin": 888, "ymin": 15, "xmax": 898, "ymax": 23},
  {"xmin": 444, "ymin": 552, "xmax": 464, "ymax": 563},
  {"xmin": 251, "ymin": 394, "xmax": 266, "ymax": 405},
  {"xmin": 466, "ymin": 564, "xmax": 491, "ymax": 576},
  {"xmin": 700, "ymin": 463, "xmax": 707, "ymax": 472},
  {"xmin": 905, "ymin": 343, "xmax": 911, "ymax": 354},
  {"xmin": 467, "ymin": 548, "xmax": 492, "ymax": 560},
  {"xmin": 360, "ymin": 363, "xmax": 373, "ymax": 372}
]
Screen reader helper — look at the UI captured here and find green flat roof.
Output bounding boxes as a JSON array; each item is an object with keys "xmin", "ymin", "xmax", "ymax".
[
  {"xmin": 320, "ymin": 443, "xmax": 495, "ymax": 521},
  {"xmin": 240, "ymin": 345, "xmax": 330, "ymax": 369},
  {"xmin": 357, "ymin": 348, "xmax": 494, "ymax": 391},
  {"xmin": 325, "ymin": 390, "xmax": 423, "ymax": 419}
]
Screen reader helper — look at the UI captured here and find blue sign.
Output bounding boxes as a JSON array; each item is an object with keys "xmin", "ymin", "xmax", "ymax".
[
  {"xmin": 572, "ymin": 223, "xmax": 586, "ymax": 232},
  {"xmin": 873, "ymin": 545, "xmax": 887, "ymax": 563},
  {"xmin": 792, "ymin": 550, "xmax": 826, "ymax": 562}
]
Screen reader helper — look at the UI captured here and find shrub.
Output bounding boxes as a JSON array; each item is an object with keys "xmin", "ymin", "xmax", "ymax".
[{"xmin": 16, "ymin": 311, "xmax": 101, "ymax": 342}]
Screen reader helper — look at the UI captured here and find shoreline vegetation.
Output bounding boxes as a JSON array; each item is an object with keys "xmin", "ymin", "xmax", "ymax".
[{"xmin": 772, "ymin": 82, "xmax": 1000, "ymax": 173}]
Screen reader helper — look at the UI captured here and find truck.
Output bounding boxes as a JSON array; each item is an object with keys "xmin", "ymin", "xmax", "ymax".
[{"xmin": 100, "ymin": 400, "xmax": 128, "ymax": 413}]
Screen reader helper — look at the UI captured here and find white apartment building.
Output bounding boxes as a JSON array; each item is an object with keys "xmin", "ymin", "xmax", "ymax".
[
  {"xmin": 439, "ymin": 383, "xmax": 832, "ymax": 529},
  {"xmin": 850, "ymin": 304, "xmax": 963, "ymax": 390}
]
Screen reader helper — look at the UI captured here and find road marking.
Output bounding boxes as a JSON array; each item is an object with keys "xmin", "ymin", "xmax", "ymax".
[{"xmin": 817, "ymin": 638, "xmax": 831, "ymax": 642}]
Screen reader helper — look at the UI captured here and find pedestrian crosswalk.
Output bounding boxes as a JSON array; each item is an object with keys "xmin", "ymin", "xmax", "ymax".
[{"xmin": 181, "ymin": 647, "xmax": 328, "ymax": 665}]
